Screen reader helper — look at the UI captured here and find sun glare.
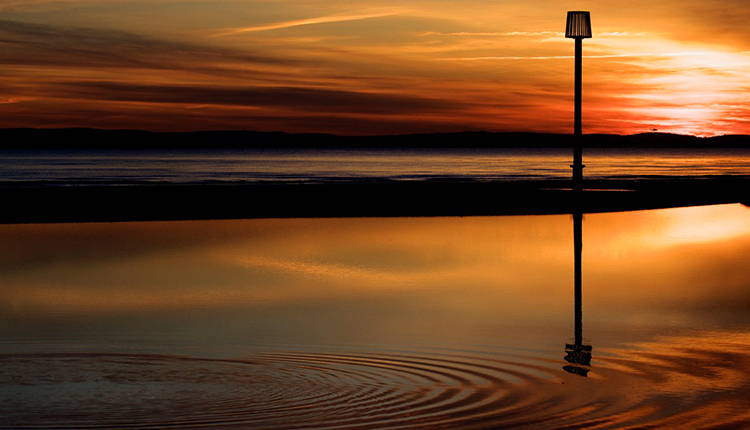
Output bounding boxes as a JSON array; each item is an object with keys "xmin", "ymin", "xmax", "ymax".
[
  {"xmin": 603, "ymin": 41, "xmax": 750, "ymax": 135},
  {"xmin": 1, "ymin": 1, "xmax": 749, "ymax": 135},
  {"xmin": 655, "ymin": 204, "xmax": 750, "ymax": 247}
]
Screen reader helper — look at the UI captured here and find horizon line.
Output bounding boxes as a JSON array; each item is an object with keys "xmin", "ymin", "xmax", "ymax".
[{"xmin": 0, "ymin": 127, "xmax": 747, "ymax": 139}]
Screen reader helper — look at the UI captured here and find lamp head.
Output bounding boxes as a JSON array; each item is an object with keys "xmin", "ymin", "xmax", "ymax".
[{"xmin": 565, "ymin": 11, "xmax": 592, "ymax": 39}]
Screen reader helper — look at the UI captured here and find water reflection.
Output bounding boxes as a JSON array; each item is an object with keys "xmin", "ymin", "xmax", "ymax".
[
  {"xmin": 563, "ymin": 210, "xmax": 592, "ymax": 376},
  {"xmin": 3, "ymin": 206, "xmax": 750, "ymax": 428}
]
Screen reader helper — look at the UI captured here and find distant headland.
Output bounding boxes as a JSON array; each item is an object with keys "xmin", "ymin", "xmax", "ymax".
[{"xmin": 2, "ymin": 128, "xmax": 750, "ymax": 150}]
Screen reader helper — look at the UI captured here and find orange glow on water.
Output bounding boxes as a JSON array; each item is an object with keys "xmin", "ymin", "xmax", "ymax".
[
  {"xmin": 4, "ymin": 206, "xmax": 750, "ymax": 427},
  {"xmin": 3, "ymin": 204, "xmax": 750, "ymax": 316},
  {"xmin": 4, "ymin": 207, "xmax": 750, "ymax": 428}
]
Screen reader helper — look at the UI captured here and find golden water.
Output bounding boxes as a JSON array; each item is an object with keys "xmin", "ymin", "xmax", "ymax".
[{"xmin": 3, "ymin": 204, "xmax": 750, "ymax": 428}]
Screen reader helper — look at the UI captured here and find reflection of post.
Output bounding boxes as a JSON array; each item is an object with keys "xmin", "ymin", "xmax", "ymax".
[
  {"xmin": 574, "ymin": 210, "xmax": 582, "ymax": 346},
  {"xmin": 564, "ymin": 208, "xmax": 592, "ymax": 377}
]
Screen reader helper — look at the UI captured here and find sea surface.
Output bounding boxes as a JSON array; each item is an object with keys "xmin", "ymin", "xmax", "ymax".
[
  {"xmin": 3, "ymin": 204, "xmax": 750, "ymax": 428},
  {"xmin": 2, "ymin": 147, "xmax": 750, "ymax": 428},
  {"xmin": 1, "ymin": 147, "xmax": 750, "ymax": 184}
]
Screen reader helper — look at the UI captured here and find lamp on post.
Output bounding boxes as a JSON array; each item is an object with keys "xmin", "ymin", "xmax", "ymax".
[
  {"xmin": 565, "ymin": 11, "xmax": 591, "ymax": 192},
  {"xmin": 564, "ymin": 12, "xmax": 592, "ymax": 377}
]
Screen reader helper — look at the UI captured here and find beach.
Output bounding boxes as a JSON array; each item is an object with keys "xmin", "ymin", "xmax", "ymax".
[
  {"xmin": 5, "ymin": 143, "xmax": 750, "ymax": 429},
  {"xmin": 2, "ymin": 140, "xmax": 750, "ymax": 223},
  {"xmin": 5, "ymin": 0, "xmax": 750, "ymax": 425},
  {"xmin": 1, "ymin": 176, "xmax": 749, "ymax": 223},
  {"xmin": 5, "ymin": 202, "xmax": 750, "ymax": 428}
]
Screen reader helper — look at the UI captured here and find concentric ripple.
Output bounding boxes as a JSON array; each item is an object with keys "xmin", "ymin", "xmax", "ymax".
[
  {"xmin": 0, "ymin": 350, "xmax": 570, "ymax": 429},
  {"xmin": 4, "ymin": 340, "xmax": 750, "ymax": 429}
]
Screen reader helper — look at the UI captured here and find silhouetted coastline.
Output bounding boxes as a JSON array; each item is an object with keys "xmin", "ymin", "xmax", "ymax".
[
  {"xmin": 3, "ymin": 128, "xmax": 750, "ymax": 223},
  {"xmin": 3, "ymin": 128, "xmax": 750, "ymax": 149}
]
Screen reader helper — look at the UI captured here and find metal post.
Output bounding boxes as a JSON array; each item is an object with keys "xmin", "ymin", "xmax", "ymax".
[
  {"xmin": 574, "ymin": 38, "xmax": 582, "ymax": 137},
  {"xmin": 573, "ymin": 37, "xmax": 584, "ymax": 192},
  {"xmin": 564, "ymin": 12, "xmax": 592, "ymax": 376}
]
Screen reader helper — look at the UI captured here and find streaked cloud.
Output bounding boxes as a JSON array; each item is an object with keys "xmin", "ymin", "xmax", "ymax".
[
  {"xmin": 211, "ymin": 11, "xmax": 401, "ymax": 37},
  {"xmin": 444, "ymin": 52, "xmax": 714, "ymax": 61},
  {"xmin": 45, "ymin": 80, "xmax": 466, "ymax": 115},
  {"xmin": 0, "ymin": 19, "xmax": 293, "ymax": 71},
  {"xmin": 1, "ymin": 0, "xmax": 750, "ymax": 135},
  {"xmin": 419, "ymin": 31, "xmax": 561, "ymax": 37}
]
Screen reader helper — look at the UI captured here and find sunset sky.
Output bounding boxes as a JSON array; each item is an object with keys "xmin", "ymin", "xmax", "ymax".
[{"xmin": 1, "ymin": 0, "xmax": 749, "ymax": 136}]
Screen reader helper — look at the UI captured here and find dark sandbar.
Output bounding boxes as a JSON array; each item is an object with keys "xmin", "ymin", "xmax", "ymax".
[{"xmin": 1, "ymin": 177, "xmax": 748, "ymax": 224}]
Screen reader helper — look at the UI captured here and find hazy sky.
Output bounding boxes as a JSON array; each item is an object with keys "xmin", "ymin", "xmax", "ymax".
[{"xmin": 1, "ymin": 0, "xmax": 749, "ymax": 135}]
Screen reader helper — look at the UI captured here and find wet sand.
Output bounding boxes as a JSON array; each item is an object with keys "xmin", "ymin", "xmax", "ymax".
[{"xmin": 1, "ymin": 176, "xmax": 748, "ymax": 223}]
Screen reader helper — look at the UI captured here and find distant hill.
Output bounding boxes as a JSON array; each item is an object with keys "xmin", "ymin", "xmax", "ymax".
[{"xmin": 2, "ymin": 128, "xmax": 750, "ymax": 149}]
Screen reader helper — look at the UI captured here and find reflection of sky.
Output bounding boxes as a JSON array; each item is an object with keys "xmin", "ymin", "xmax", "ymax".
[
  {"xmin": 2, "ymin": 1, "xmax": 750, "ymax": 135},
  {"xmin": 2, "ymin": 204, "xmax": 750, "ymax": 352}
]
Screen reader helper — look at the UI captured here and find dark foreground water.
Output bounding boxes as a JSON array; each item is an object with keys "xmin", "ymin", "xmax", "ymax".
[{"xmin": 3, "ymin": 204, "xmax": 750, "ymax": 428}]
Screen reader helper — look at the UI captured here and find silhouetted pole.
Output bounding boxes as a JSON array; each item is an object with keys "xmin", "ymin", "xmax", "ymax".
[
  {"xmin": 574, "ymin": 37, "xmax": 583, "ymax": 188},
  {"xmin": 564, "ymin": 12, "xmax": 593, "ymax": 377},
  {"xmin": 565, "ymin": 11, "xmax": 591, "ymax": 193},
  {"xmin": 566, "ymin": 12, "xmax": 591, "ymax": 344}
]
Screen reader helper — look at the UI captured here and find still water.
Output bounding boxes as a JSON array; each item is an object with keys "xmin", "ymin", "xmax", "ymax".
[
  {"xmin": 3, "ymin": 204, "xmax": 750, "ymax": 428},
  {"xmin": 2, "ymin": 147, "xmax": 750, "ymax": 184}
]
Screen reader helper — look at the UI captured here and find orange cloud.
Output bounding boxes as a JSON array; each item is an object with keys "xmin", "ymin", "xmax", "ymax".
[
  {"xmin": 1, "ymin": 1, "xmax": 750, "ymax": 135},
  {"xmin": 211, "ymin": 11, "xmax": 402, "ymax": 37}
]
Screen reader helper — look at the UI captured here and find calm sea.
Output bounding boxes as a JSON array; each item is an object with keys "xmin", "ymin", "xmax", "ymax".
[
  {"xmin": 3, "ymin": 147, "xmax": 750, "ymax": 428},
  {"xmin": 3, "ymin": 205, "xmax": 750, "ymax": 428},
  {"xmin": 1, "ymin": 147, "xmax": 750, "ymax": 184}
]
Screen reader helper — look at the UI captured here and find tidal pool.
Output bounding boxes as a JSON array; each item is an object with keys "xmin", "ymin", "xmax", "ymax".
[{"xmin": 3, "ymin": 204, "xmax": 750, "ymax": 428}]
